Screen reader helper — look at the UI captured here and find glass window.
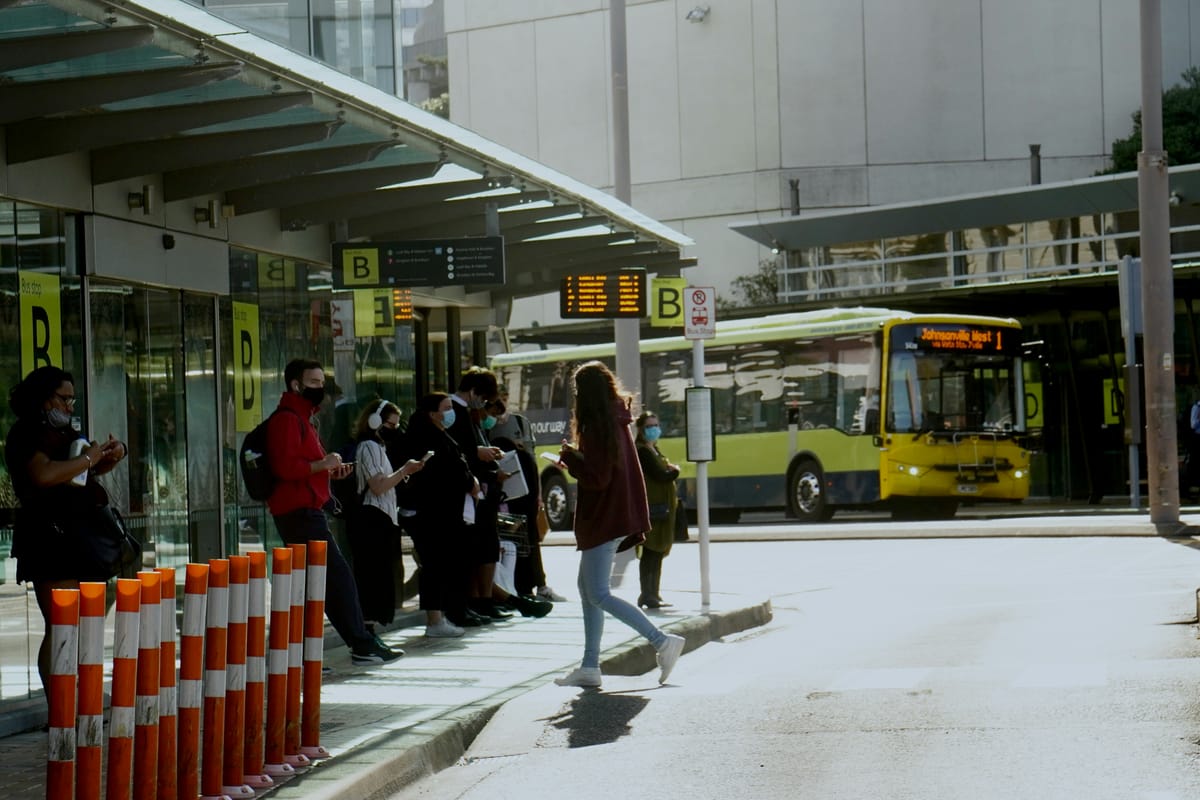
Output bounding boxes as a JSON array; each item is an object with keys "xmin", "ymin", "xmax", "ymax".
[{"xmin": 643, "ymin": 351, "xmax": 689, "ymax": 437}]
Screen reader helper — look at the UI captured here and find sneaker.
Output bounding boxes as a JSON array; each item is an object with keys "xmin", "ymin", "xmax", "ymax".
[
  {"xmin": 424, "ymin": 620, "xmax": 465, "ymax": 638},
  {"xmin": 656, "ymin": 634, "xmax": 685, "ymax": 684},
  {"xmin": 554, "ymin": 666, "xmax": 602, "ymax": 687},
  {"xmin": 351, "ymin": 635, "xmax": 404, "ymax": 665},
  {"xmin": 537, "ymin": 586, "xmax": 568, "ymax": 602}
]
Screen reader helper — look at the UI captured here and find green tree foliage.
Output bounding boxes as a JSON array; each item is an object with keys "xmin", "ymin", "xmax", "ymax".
[
  {"xmin": 717, "ymin": 257, "xmax": 778, "ymax": 311},
  {"xmin": 1109, "ymin": 67, "xmax": 1200, "ymax": 172}
]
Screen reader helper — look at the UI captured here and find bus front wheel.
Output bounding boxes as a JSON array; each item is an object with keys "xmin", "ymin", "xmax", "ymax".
[
  {"xmin": 788, "ymin": 459, "xmax": 833, "ymax": 522},
  {"xmin": 542, "ymin": 473, "xmax": 573, "ymax": 531}
]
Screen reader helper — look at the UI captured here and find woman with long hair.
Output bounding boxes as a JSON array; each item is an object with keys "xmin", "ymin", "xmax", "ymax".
[
  {"xmin": 5, "ymin": 365, "xmax": 128, "ymax": 698},
  {"xmin": 345, "ymin": 399, "xmax": 426, "ymax": 628},
  {"xmin": 554, "ymin": 361, "xmax": 685, "ymax": 688}
]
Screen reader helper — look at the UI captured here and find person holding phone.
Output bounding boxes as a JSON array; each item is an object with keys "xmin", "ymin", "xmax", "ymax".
[
  {"xmin": 5, "ymin": 365, "xmax": 129, "ymax": 701},
  {"xmin": 346, "ymin": 399, "xmax": 426, "ymax": 630},
  {"xmin": 554, "ymin": 361, "xmax": 685, "ymax": 688},
  {"xmin": 266, "ymin": 359, "xmax": 402, "ymax": 665},
  {"xmin": 398, "ymin": 392, "xmax": 479, "ymax": 635}
]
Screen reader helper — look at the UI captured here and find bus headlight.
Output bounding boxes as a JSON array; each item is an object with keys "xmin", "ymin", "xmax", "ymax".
[
  {"xmin": 1014, "ymin": 469, "xmax": 1025, "ymax": 479},
  {"xmin": 908, "ymin": 466, "xmax": 919, "ymax": 476}
]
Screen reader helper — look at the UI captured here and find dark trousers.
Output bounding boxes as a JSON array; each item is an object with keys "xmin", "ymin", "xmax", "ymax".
[
  {"xmin": 273, "ymin": 508, "xmax": 370, "ymax": 648},
  {"xmin": 408, "ymin": 514, "xmax": 468, "ymax": 616},
  {"xmin": 348, "ymin": 506, "xmax": 401, "ymax": 625}
]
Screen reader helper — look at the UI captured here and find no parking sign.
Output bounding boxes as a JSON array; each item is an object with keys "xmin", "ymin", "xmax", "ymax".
[{"xmin": 684, "ymin": 286, "xmax": 715, "ymax": 339}]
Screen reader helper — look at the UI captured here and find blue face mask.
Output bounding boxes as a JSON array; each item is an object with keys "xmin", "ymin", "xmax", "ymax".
[
  {"xmin": 481, "ymin": 415, "xmax": 497, "ymax": 431},
  {"xmin": 440, "ymin": 408, "xmax": 456, "ymax": 428},
  {"xmin": 644, "ymin": 425, "xmax": 662, "ymax": 442}
]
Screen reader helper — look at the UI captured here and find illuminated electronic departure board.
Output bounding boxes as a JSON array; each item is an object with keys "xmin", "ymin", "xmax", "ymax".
[{"xmin": 560, "ymin": 269, "xmax": 647, "ymax": 318}]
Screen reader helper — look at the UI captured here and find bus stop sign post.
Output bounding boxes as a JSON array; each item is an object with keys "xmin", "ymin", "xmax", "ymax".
[{"xmin": 685, "ymin": 287, "xmax": 715, "ymax": 608}]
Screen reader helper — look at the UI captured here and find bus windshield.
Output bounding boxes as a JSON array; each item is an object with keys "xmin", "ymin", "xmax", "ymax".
[{"xmin": 886, "ymin": 323, "xmax": 1022, "ymax": 435}]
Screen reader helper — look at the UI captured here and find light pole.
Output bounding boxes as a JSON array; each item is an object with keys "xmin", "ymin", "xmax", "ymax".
[
  {"xmin": 1137, "ymin": 0, "xmax": 1180, "ymax": 526},
  {"xmin": 610, "ymin": 0, "xmax": 641, "ymax": 405}
]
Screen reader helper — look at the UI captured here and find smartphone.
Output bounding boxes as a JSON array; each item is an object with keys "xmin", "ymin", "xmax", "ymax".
[{"xmin": 422, "ymin": 450, "xmax": 435, "ymax": 462}]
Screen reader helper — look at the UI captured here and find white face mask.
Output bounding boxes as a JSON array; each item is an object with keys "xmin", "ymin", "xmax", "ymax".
[{"xmin": 46, "ymin": 408, "xmax": 72, "ymax": 429}]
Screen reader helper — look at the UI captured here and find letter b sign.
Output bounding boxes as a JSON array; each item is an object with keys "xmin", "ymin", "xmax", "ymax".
[{"xmin": 342, "ymin": 248, "xmax": 379, "ymax": 287}]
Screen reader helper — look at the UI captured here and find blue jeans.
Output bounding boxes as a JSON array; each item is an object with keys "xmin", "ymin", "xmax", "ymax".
[{"xmin": 577, "ymin": 539, "xmax": 667, "ymax": 669}]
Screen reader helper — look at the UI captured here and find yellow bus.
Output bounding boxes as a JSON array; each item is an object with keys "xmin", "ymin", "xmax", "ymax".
[{"xmin": 492, "ymin": 307, "xmax": 1034, "ymax": 526}]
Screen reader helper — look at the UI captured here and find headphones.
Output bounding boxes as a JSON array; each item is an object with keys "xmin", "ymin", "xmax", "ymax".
[{"xmin": 367, "ymin": 399, "xmax": 389, "ymax": 431}]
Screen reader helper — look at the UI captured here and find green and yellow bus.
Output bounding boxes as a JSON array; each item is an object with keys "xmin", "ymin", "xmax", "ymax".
[{"xmin": 491, "ymin": 307, "xmax": 1035, "ymax": 526}]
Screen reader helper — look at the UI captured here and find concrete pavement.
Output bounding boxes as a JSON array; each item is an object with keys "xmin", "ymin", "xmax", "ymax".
[{"xmin": 0, "ymin": 587, "xmax": 772, "ymax": 800}]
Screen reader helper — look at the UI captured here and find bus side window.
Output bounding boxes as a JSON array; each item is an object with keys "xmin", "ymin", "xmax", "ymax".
[{"xmin": 888, "ymin": 353, "xmax": 919, "ymax": 431}]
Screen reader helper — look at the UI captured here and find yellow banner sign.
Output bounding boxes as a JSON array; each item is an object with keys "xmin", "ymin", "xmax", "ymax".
[
  {"xmin": 354, "ymin": 289, "xmax": 394, "ymax": 337},
  {"xmin": 19, "ymin": 271, "xmax": 62, "ymax": 375},
  {"xmin": 650, "ymin": 277, "xmax": 686, "ymax": 328},
  {"xmin": 232, "ymin": 301, "xmax": 262, "ymax": 432}
]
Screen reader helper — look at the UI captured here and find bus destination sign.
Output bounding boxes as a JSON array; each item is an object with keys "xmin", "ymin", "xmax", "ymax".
[
  {"xmin": 906, "ymin": 324, "xmax": 1011, "ymax": 354},
  {"xmin": 560, "ymin": 269, "xmax": 646, "ymax": 318}
]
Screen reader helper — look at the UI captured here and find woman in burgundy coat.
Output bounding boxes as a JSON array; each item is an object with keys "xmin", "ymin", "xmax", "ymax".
[{"xmin": 553, "ymin": 361, "xmax": 686, "ymax": 688}]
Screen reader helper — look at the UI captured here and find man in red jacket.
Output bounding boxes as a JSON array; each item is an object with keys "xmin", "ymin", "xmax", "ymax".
[{"xmin": 267, "ymin": 358, "xmax": 401, "ymax": 665}]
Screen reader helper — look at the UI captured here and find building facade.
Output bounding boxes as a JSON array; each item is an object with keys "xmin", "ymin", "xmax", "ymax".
[{"xmin": 443, "ymin": 0, "xmax": 1200, "ymax": 323}]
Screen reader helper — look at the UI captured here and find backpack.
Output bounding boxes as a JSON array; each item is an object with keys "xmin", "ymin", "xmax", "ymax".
[{"xmin": 239, "ymin": 408, "xmax": 302, "ymax": 502}]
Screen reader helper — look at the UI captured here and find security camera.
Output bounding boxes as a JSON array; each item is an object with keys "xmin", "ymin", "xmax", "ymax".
[{"xmin": 162, "ymin": 234, "xmax": 176, "ymax": 250}]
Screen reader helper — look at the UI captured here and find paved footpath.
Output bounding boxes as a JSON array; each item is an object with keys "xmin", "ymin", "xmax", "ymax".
[{"xmin": 0, "ymin": 590, "xmax": 771, "ymax": 800}]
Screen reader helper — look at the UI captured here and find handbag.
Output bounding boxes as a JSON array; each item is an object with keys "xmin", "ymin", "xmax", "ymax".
[
  {"xmin": 535, "ymin": 506, "xmax": 551, "ymax": 542},
  {"xmin": 84, "ymin": 505, "xmax": 142, "ymax": 580},
  {"xmin": 648, "ymin": 502, "xmax": 671, "ymax": 522}
]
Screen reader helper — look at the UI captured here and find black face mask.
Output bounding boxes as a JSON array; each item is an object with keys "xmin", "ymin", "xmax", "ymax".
[
  {"xmin": 378, "ymin": 426, "xmax": 401, "ymax": 443},
  {"xmin": 301, "ymin": 386, "xmax": 325, "ymax": 407}
]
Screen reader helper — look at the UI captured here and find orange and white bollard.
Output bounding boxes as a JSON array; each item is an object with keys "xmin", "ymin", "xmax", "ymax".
[
  {"xmin": 76, "ymin": 582, "xmax": 107, "ymax": 800},
  {"xmin": 46, "ymin": 588, "xmax": 79, "ymax": 800},
  {"xmin": 133, "ymin": 570, "xmax": 162, "ymax": 800},
  {"xmin": 221, "ymin": 555, "xmax": 254, "ymax": 799},
  {"xmin": 301, "ymin": 539, "xmax": 330, "ymax": 759},
  {"xmin": 284, "ymin": 543, "xmax": 310, "ymax": 769},
  {"xmin": 157, "ymin": 567, "xmax": 178, "ymax": 800},
  {"xmin": 106, "ymin": 578, "xmax": 142, "ymax": 800},
  {"xmin": 241, "ymin": 551, "xmax": 272, "ymax": 789},
  {"xmin": 200, "ymin": 559, "xmax": 233, "ymax": 800},
  {"xmin": 263, "ymin": 547, "xmax": 295, "ymax": 779},
  {"xmin": 177, "ymin": 564, "xmax": 208, "ymax": 800}
]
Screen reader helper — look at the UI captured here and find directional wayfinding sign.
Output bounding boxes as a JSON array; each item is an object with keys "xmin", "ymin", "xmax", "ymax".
[
  {"xmin": 331, "ymin": 237, "xmax": 505, "ymax": 289},
  {"xmin": 560, "ymin": 268, "xmax": 647, "ymax": 318},
  {"xmin": 684, "ymin": 286, "xmax": 716, "ymax": 339}
]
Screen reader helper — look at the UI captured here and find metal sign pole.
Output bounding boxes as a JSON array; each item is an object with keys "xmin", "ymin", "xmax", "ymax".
[{"xmin": 692, "ymin": 337, "xmax": 711, "ymax": 609}]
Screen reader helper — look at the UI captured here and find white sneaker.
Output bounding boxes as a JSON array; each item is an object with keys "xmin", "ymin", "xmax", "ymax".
[
  {"xmin": 424, "ymin": 620, "xmax": 465, "ymax": 638},
  {"xmin": 656, "ymin": 634, "xmax": 685, "ymax": 684},
  {"xmin": 554, "ymin": 666, "xmax": 602, "ymax": 687},
  {"xmin": 537, "ymin": 586, "xmax": 568, "ymax": 602}
]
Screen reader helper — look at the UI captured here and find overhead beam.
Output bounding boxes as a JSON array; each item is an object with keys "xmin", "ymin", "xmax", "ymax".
[
  {"xmin": 223, "ymin": 160, "xmax": 440, "ymax": 215},
  {"xmin": 357, "ymin": 202, "xmax": 568, "ymax": 239},
  {"xmin": 0, "ymin": 25, "xmax": 155, "ymax": 72},
  {"xmin": 280, "ymin": 178, "xmax": 497, "ymax": 227},
  {"xmin": 6, "ymin": 92, "xmax": 313, "ymax": 164},
  {"xmin": 506, "ymin": 215, "xmax": 607, "ymax": 242},
  {"xmin": 165, "ymin": 140, "xmax": 394, "ymax": 202},
  {"xmin": 350, "ymin": 192, "xmax": 550, "ymax": 238},
  {"xmin": 0, "ymin": 63, "xmax": 242, "ymax": 125},
  {"xmin": 504, "ymin": 233, "xmax": 637, "ymax": 260},
  {"xmin": 92, "ymin": 120, "xmax": 342, "ymax": 184}
]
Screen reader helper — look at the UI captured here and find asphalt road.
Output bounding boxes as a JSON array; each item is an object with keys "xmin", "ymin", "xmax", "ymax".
[{"xmin": 390, "ymin": 536, "xmax": 1200, "ymax": 800}]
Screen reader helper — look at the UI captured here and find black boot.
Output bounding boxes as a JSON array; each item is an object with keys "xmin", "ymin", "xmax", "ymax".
[
  {"xmin": 638, "ymin": 551, "xmax": 655, "ymax": 608},
  {"xmin": 650, "ymin": 549, "xmax": 671, "ymax": 607}
]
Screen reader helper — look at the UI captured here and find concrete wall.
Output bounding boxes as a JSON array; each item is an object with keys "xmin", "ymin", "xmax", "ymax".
[{"xmin": 445, "ymin": 0, "xmax": 1200, "ymax": 326}]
